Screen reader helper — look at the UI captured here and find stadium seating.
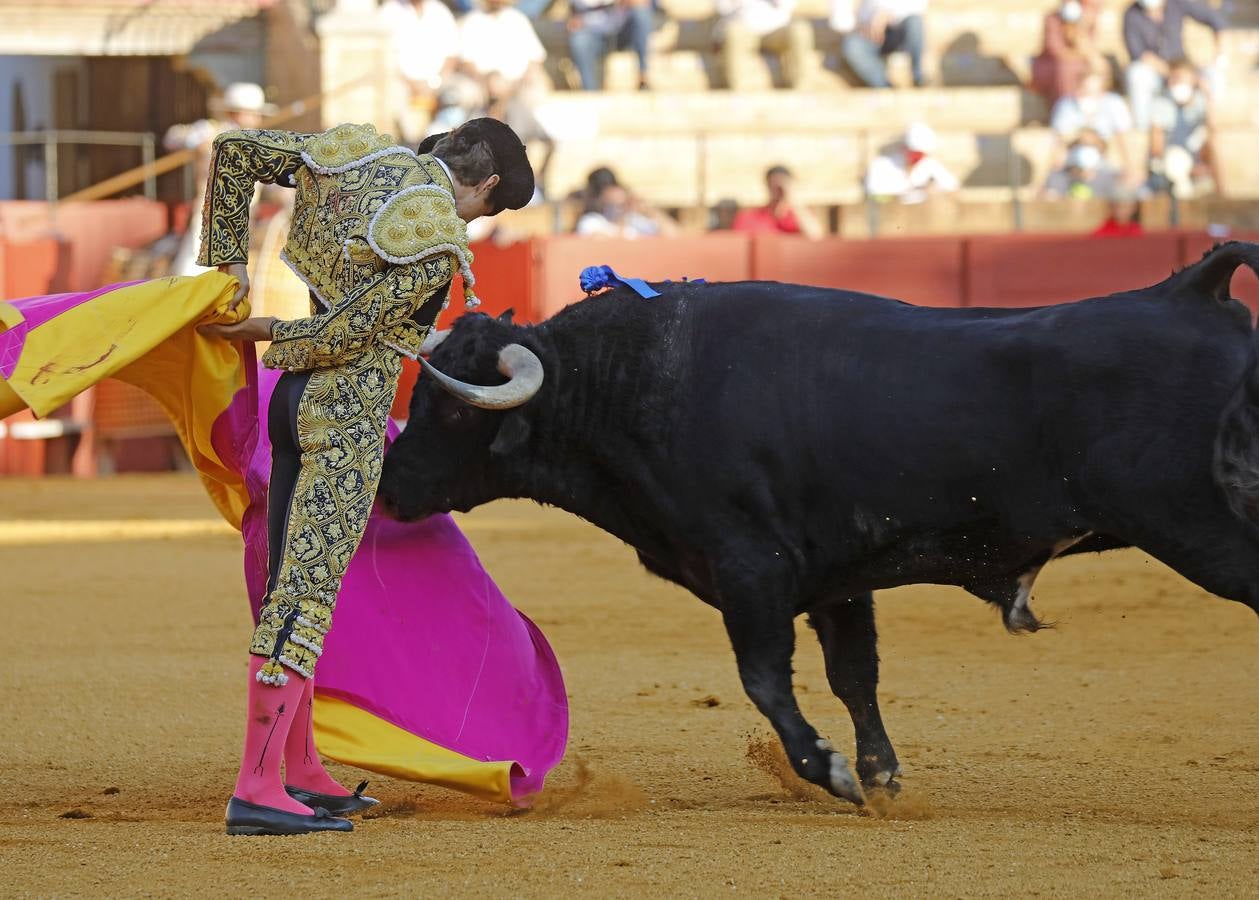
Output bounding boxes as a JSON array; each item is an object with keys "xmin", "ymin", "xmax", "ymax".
[{"xmin": 529, "ymin": 0, "xmax": 1258, "ymax": 216}]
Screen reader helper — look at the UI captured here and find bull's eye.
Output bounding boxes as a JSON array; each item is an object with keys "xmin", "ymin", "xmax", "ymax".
[{"xmin": 442, "ymin": 406, "xmax": 470, "ymax": 427}]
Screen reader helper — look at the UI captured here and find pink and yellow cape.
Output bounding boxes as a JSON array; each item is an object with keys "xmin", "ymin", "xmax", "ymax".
[{"xmin": 0, "ymin": 272, "xmax": 568, "ymax": 804}]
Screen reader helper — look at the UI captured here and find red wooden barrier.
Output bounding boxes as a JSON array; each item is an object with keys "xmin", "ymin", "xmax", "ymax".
[
  {"xmin": 448, "ymin": 238, "xmax": 536, "ymax": 323},
  {"xmin": 963, "ymin": 233, "xmax": 1185, "ymax": 307},
  {"xmin": 0, "ymin": 199, "xmax": 167, "ymax": 294},
  {"xmin": 0, "ymin": 238, "xmax": 62, "ymax": 300},
  {"xmin": 752, "ymin": 235, "xmax": 965, "ymax": 307},
  {"xmin": 0, "ymin": 410, "xmax": 46, "ymax": 476},
  {"xmin": 391, "ymin": 238, "xmax": 537, "ymax": 418},
  {"xmin": 533, "ymin": 234, "xmax": 753, "ymax": 319}
]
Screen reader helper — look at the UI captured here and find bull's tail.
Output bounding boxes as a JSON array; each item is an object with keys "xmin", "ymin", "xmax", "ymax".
[{"xmin": 1209, "ymin": 243, "xmax": 1259, "ymax": 524}]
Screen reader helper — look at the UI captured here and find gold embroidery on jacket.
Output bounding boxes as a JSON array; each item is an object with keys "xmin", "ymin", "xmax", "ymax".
[{"xmin": 200, "ymin": 124, "xmax": 470, "ymax": 681}]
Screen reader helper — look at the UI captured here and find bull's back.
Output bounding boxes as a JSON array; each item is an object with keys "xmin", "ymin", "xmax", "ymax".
[{"xmin": 658, "ymin": 282, "xmax": 1250, "ymax": 524}]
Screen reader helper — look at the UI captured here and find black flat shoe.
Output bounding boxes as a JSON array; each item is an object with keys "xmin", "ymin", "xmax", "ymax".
[
  {"xmin": 225, "ymin": 796, "xmax": 354, "ymax": 835},
  {"xmin": 285, "ymin": 780, "xmax": 379, "ymax": 817}
]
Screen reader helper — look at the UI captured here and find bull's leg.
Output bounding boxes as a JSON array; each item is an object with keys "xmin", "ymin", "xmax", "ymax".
[
  {"xmin": 807, "ymin": 593, "xmax": 901, "ymax": 792},
  {"xmin": 717, "ymin": 566, "xmax": 863, "ymax": 804}
]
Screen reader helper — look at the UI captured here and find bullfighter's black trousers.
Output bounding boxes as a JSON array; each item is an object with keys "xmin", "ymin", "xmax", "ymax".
[{"xmin": 266, "ymin": 370, "xmax": 310, "ymax": 596}]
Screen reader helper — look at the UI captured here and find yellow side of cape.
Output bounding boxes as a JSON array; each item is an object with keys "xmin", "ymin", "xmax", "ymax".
[
  {"xmin": 313, "ymin": 694, "xmax": 518, "ymax": 805},
  {"xmin": 0, "ymin": 273, "xmax": 251, "ymax": 527}
]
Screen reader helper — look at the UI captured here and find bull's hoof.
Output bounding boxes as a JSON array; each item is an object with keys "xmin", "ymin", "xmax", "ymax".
[
  {"xmin": 817, "ymin": 739, "xmax": 864, "ymax": 805},
  {"xmin": 864, "ymin": 773, "xmax": 902, "ymax": 797},
  {"xmin": 857, "ymin": 753, "xmax": 903, "ymax": 793},
  {"xmin": 828, "ymin": 756, "xmax": 864, "ymax": 805}
]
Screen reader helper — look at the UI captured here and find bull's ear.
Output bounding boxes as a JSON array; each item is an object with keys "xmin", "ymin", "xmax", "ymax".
[
  {"xmin": 498, "ymin": 308, "xmax": 515, "ymax": 323},
  {"xmin": 490, "ymin": 412, "xmax": 530, "ymax": 456}
]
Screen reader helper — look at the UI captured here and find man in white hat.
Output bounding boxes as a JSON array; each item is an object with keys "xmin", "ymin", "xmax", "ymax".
[
  {"xmin": 864, "ymin": 122, "xmax": 959, "ymax": 204},
  {"xmin": 164, "ymin": 83, "xmax": 277, "ymax": 276}
]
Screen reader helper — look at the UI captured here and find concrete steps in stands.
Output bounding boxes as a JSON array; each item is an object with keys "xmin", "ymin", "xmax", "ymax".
[
  {"xmin": 536, "ymin": 98, "xmax": 1257, "ymax": 208},
  {"xmin": 536, "ymin": 86, "xmax": 1042, "ymax": 135}
]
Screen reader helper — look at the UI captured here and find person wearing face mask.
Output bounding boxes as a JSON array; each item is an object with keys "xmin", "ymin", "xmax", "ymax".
[
  {"xmin": 1049, "ymin": 62, "xmax": 1138, "ymax": 186},
  {"xmin": 1123, "ymin": 0, "xmax": 1227, "ymax": 130},
  {"xmin": 194, "ymin": 118, "xmax": 535, "ymax": 835},
  {"xmin": 1031, "ymin": 0, "xmax": 1104, "ymax": 108},
  {"xmin": 1148, "ymin": 58, "xmax": 1220, "ymax": 197},
  {"xmin": 1042, "ymin": 137, "xmax": 1122, "ymax": 200}
]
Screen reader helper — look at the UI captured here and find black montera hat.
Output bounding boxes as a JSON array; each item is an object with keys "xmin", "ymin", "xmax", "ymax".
[{"xmin": 418, "ymin": 118, "xmax": 534, "ymax": 212}]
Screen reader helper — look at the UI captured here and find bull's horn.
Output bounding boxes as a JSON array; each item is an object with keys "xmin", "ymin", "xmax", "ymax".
[
  {"xmin": 418, "ymin": 343, "xmax": 544, "ymax": 410},
  {"xmin": 420, "ymin": 328, "xmax": 450, "ymax": 356}
]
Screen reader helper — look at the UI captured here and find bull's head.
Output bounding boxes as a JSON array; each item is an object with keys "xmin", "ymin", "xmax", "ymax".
[{"xmin": 379, "ymin": 312, "xmax": 544, "ymax": 521}]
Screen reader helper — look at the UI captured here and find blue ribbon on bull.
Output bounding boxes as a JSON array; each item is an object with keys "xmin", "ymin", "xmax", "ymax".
[{"xmin": 579, "ymin": 265, "xmax": 661, "ymax": 299}]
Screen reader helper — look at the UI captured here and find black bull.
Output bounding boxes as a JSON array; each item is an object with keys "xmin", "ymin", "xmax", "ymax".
[{"xmin": 378, "ymin": 241, "xmax": 1259, "ymax": 805}]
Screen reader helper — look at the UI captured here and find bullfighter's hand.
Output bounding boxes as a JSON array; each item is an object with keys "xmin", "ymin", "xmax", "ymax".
[
  {"xmin": 217, "ymin": 262, "xmax": 251, "ymax": 311},
  {"xmin": 198, "ymin": 316, "xmax": 277, "ymax": 343}
]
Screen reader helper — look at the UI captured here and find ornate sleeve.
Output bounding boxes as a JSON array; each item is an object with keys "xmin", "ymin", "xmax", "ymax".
[
  {"xmin": 196, "ymin": 129, "xmax": 311, "ymax": 267},
  {"xmin": 261, "ymin": 254, "xmax": 455, "ymax": 372}
]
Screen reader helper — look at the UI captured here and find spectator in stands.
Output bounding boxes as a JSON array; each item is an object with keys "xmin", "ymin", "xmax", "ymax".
[
  {"xmin": 1042, "ymin": 138, "xmax": 1122, "ymax": 199},
  {"xmin": 569, "ymin": 0, "xmax": 656, "ymax": 90},
  {"xmin": 449, "ymin": 0, "xmax": 553, "ymax": 163},
  {"xmin": 732, "ymin": 165, "xmax": 824, "ymax": 237},
  {"xmin": 573, "ymin": 165, "xmax": 622, "ymax": 211},
  {"xmin": 576, "ymin": 181, "xmax": 679, "ymax": 237},
  {"xmin": 1123, "ymin": 0, "xmax": 1227, "ymax": 130},
  {"xmin": 715, "ymin": 0, "xmax": 813, "ymax": 90},
  {"xmin": 381, "ymin": 0, "xmax": 459, "ymax": 143},
  {"xmin": 1049, "ymin": 62, "xmax": 1138, "ymax": 185},
  {"xmin": 864, "ymin": 122, "xmax": 959, "ymax": 203},
  {"xmin": 711, "ymin": 198, "xmax": 741, "ymax": 230},
  {"xmin": 1148, "ymin": 58, "xmax": 1220, "ymax": 197},
  {"xmin": 1031, "ymin": 0, "xmax": 1104, "ymax": 108},
  {"xmin": 840, "ymin": 0, "xmax": 928, "ymax": 88},
  {"xmin": 1092, "ymin": 190, "xmax": 1144, "ymax": 236},
  {"xmin": 457, "ymin": 0, "xmax": 549, "ymax": 96}
]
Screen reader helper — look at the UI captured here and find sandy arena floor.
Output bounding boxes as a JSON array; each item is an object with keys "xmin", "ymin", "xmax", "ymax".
[{"xmin": 0, "ymin": 474, "xmax": 1256, "ymax": 897}]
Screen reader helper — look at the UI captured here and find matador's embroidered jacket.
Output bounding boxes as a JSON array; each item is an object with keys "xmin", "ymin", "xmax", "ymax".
[
  {"xmin": 198, "ymin": 122, "xmax": 480, "ymax": 367},
  {"xmin": 198, "ymin": 123, "xmax": 474, "ymax": 685}
]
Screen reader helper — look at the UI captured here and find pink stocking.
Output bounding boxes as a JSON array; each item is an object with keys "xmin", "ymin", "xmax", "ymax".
[
  {"xmin": 283, "ymin": 676, "xmax": 352, "ymax": 796},
  {"xmin": 232, "ymin": 656, "xmax": 312, "ymax": 814}
]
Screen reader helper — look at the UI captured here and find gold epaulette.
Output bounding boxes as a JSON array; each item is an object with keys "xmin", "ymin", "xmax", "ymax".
[
  {"xmin": 300, "ymin": 122, "xmax": 415, "ymax": 174},
  {"xmin": 367, "ymin": 184, "xmax": 478, "ymax": 307}
]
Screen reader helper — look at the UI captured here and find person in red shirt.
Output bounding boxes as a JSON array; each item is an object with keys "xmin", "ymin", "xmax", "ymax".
[
  {"xmin": 732, "ymin": 165, "xmax": 824, "ymax": 237},
  {"xmin": 1092, "ymin": 193, "xmax": 1145, "ymax": 237},
  {"xmin": 1031, "ymin": 0, "xmax": 1104, "ymax": 108}
]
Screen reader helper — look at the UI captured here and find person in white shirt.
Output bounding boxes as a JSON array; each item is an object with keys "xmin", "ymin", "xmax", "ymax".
[
  {"xmin": 839, "ymin": 0, "xmax": 928, "ymax": 87},
  {"xmin": 449, "ymin": 0, "xmax": 552, "ymax": 150},
  {"xmin": 380, "ymin": 0, "xmax": 459, "ymax": 142},
  {"xmin": 715, "ymin": 0, "xmax": 814, "ymax": 90},
  {"xmin": 1049, "ymin": 63, "xmax": 1138, "ymax": 187},
  {"xmin": 458, "ymin": 0, "xmax": 548, "ymax": 87},
  {"xmin": 864, "ymin": 122, "xmax": 959, "ymax": 203}
]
